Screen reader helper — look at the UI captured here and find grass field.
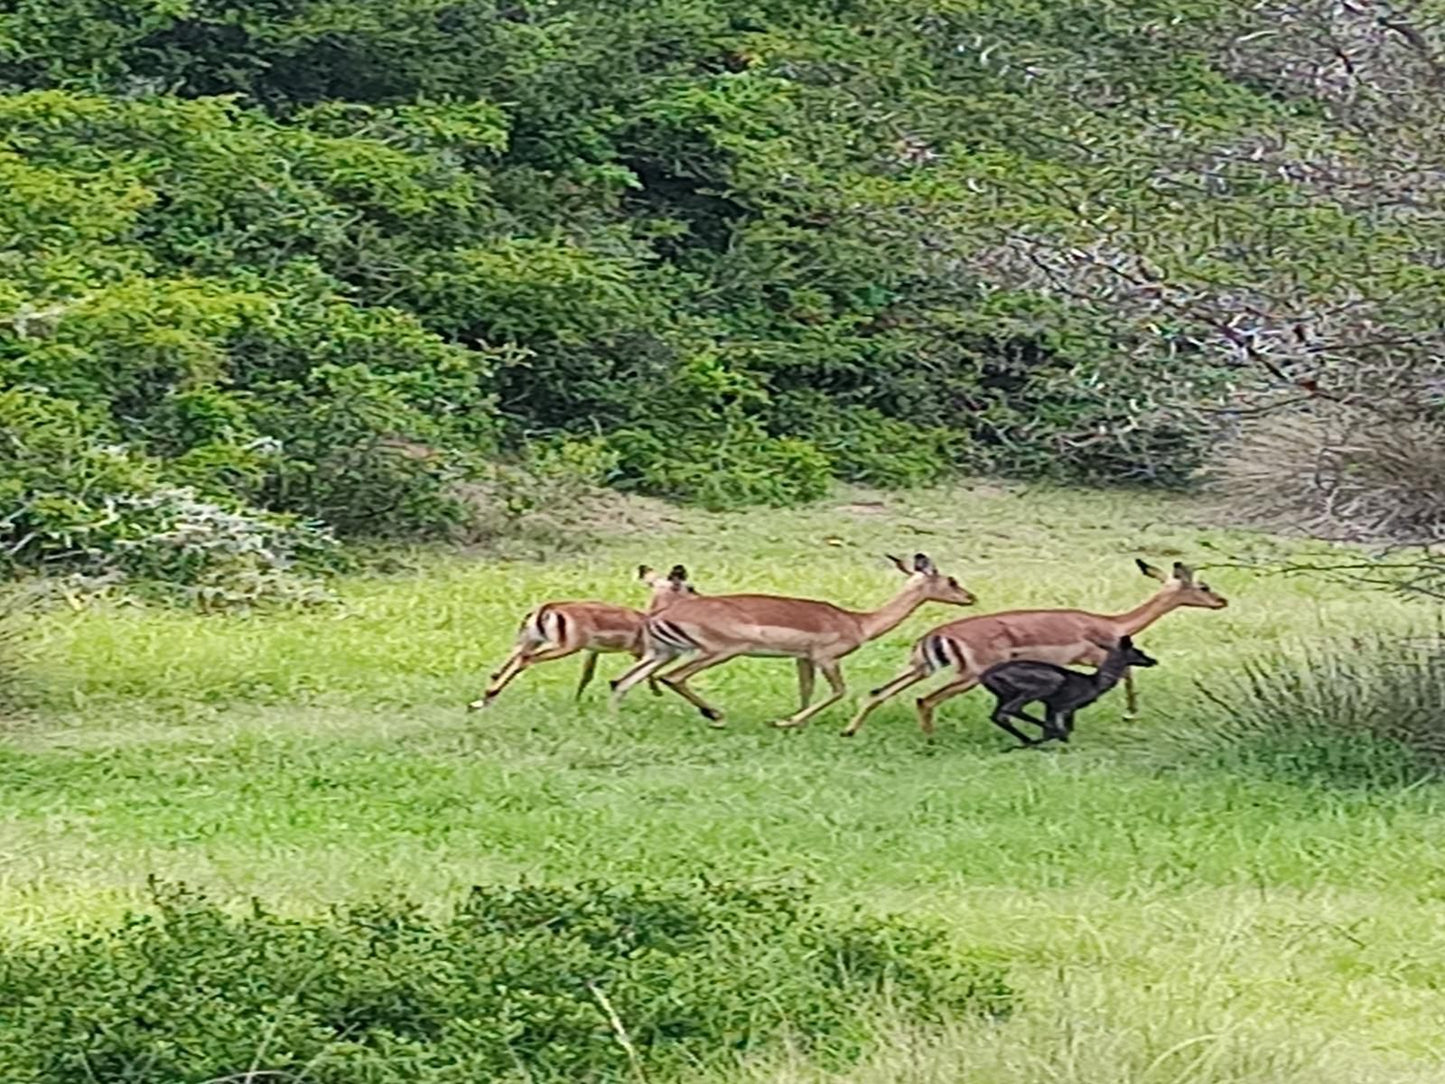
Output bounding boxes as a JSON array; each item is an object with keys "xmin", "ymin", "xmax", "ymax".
[{"xmin": 7, "ymin": 482, "xmax": 1445, "ymax": 1082}]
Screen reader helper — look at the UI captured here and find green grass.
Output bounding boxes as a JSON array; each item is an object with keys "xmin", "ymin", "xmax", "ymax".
[{"xmin": 8, "ymin": 482, "xmax": 1445, "ymax": 1082}]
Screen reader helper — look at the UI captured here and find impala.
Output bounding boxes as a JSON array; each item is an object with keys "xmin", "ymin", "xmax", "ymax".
[
  {"xmin": 840, "ymin": 559, "xmax": 1227, "ymax": 737},
  {"xmin": 607, "ymin": 553, "xmax": 977, "ymax": 729},
  {"xmin": 469, "ymin": 564, "xmax": 695, "ymax": 710}
]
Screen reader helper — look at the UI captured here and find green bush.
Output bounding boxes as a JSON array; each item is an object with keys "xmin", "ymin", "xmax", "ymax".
[
  {"xmin": 771, "ymin": 395, "xmax": 967, "ymax": 488},
  {"xmin": 9, "ymin": 0, "xmax": 1427, "ymax": 586},
  {"xmin": 0, "ymin": 878, "xmax": 1016, "ymax": 1083},
  {"xmin": 0, "ymin": 388, "xmax": 339, "ymax": 607},
  {"xmin": 0, "ymin": 586, "xmax": 32, "ymax": 716},
  {"xmin": 608, "ymin": 416, "xmax": 833, "ymax": 511}
]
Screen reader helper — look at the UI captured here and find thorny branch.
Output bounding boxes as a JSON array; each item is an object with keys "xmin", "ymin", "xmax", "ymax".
[{"xmin": 966, "ymin": 0, "xmax": 1445, "ymax": 591}]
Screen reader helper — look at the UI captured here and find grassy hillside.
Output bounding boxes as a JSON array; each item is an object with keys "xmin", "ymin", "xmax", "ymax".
[{"xmin": 7, "ymin": 485, "xmax": 1442, "ymax": 1081}]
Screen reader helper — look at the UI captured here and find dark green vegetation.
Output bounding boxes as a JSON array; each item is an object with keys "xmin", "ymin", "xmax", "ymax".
[
  {"xmin": 0, "ymin": 878, "xmax": 1011, "ymax": 1083},
  {"xmin": 9, "ymin": 0, "xmax": 1440, "ymax": 598},
  {"xmin": 8, "ymin": 488, "xmax": 1445, "ymax": 1081}
]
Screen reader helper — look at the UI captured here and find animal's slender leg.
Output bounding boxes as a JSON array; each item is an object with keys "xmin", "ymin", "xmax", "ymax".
[
  {"xmin": 488, "ymin": 647, "xmax": 524, "ymax": 683},
  {"xmin": 654, "ymin": 651, "xmax": 745, "ymax": 725},
  {"xmin": 774, "ymin": 659, "xmax": 847, "ymax": 729},
  {"xmin": 1039, "ymin": 707, "xmax": 1069, "ymax": 743},
  {"xmin": 608, "ymin": 651, "xmax": 678, "ymax": 712},
  {"xmin": 914, "ymin": 674, "xmax": 980, "ymax": 735},
  {"xmin": 796, "ymin": 659, "xmax": 816, "ymax": 711},
  {"xmin": 574, "ymin": 651, "xmax": 599, "ymax": 700},
  {"xmin": 1005, "ymin": 706, "xmax": 1052, "ymax": 732},
  {"xmin": 636, "ymin": 650, "xmax": 664, "ymax": 697},
  {"xmin": 990, "ymin": 696, "xmax": 1043, "ymax": 747},
  {"xmin": 840, "ymin": 666, "xmax": 927, "ymax": 737},
  {"xmin": 1122, "ymin": 669, "xmax": 1138, "ymax": 719},
  {"xmin": 471, "ymin": 644, "xmax": 580, "ymax": 710}
]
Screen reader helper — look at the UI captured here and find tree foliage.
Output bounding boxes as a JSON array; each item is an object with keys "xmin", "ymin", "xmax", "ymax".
[
  {"xmin": 947, "ymin": 0, "xmax": 1445, "ymax": 592},
  {"xmin": 4, "ymin": 0, "xmax": 1440, "ymax": 587}
]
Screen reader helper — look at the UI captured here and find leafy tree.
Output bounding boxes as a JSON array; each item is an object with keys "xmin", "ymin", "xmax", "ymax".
[{"xmin": 7, "ymin": 0, "xmax": 1437, "ymax": 591}]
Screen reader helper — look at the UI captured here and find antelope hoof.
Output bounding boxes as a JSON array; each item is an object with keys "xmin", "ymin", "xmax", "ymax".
[
  {"xmin": 467, "ymin": 698, "xmax": 490, "ymax": 712},
  {"xmin": 772, "ymin": 717, "xmax": 805, "ymax": 730},
  {"xmin": 700, "ymin": 707, "xmax": 726, "ymax": 727}
]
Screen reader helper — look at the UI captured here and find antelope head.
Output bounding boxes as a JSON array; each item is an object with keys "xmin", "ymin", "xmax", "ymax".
[
  {"xmin": 885, "ymin": 552, "xmax": 978, "ymax": 607},
  {"xmin": 1136, "ymin": 559, "xmax": 1228, "ymax": 610},
  {"xmin": 638, "ymin": 563, "xmax": 697, "ymax": 609}
]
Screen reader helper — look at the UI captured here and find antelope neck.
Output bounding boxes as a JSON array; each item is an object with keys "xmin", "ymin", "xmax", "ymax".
[
  {"xmin": 1108, "ymin": 590, "xmax": 1179, "ymax": 638},
  {"xmin": 850, "ymin": 587, "xmax": 931, "ymax": 644}
]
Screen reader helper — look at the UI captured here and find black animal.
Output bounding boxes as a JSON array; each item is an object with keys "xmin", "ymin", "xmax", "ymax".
[{"xmin": 978, "ymin": 635, "xmax": 1157, "ymax": 747}]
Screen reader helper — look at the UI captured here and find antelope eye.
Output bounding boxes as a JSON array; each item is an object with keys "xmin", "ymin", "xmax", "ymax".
[{"xmin": 947, "ymin": 577, "xmax": 959, "ymax": 587}]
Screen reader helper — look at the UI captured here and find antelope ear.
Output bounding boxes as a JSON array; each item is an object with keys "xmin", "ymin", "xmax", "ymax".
[
  {"xmin": 913, "ymin": 553, "xmax": 936, "ymax": 575},
  {"xmin": 885, "ymin": 554, "xmax": 911, "ymax": 575},
  {"xmin": 637, "ymin": 564, "xmax": 653, "ymax": 581},
  {"xmin": 1136, "ymin": 558, "xmax": 1166, "ymax": 582},
  {"xmin": 1172, "ymin": 561, "xmax": 1195, "ymax": 584},
  {"xmin": 668, "ymin": 564, "xmax": 688, "ymax": 583}
]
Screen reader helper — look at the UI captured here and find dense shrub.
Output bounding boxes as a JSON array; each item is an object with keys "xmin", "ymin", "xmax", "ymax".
[
  {"xmin": 1216, "ymin": 410, "xmax": 1445, "ymax": 558},
  {"xmin": 0, "ymin": 878, "xmax": 1016, "ymax": 1083},
  {"xmin": 1161, "ymin": 630, "xmax": 1445, "ymax": 789},
  {"xmin": 6, "ymin": 0, "xmax": 1433, "ymax": 583},
  {"xmin": 0, "ymin": 387, "xmax": 341, "ymax": 607}
]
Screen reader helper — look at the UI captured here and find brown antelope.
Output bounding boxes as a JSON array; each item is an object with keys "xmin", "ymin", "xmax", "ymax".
[
  {"xmin": 607, "ymin": 553, "xmax": 977, "ymax": 729},
  {"xmin": 840, "ymin": 559, "xmax": 1228, "ymax": 737},
  {"xmin": 469, "ymin": 565, "xmax": 695, "ymax": 710}
]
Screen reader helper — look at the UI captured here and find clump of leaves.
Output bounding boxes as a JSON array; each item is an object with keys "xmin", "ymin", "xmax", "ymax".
[{"xmin": 0, "ymin": 877, "xmax": 1016, "ymax": 1083}]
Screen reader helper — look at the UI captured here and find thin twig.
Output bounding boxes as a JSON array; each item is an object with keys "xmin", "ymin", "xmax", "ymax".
[{"xmin": 587, "ymin": 982, "xmax": 648, "ymax": 1084}]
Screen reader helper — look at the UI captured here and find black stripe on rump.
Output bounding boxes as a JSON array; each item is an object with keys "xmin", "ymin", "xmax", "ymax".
[
  {"xmin": 922, "ymin": 634, "xmax": 955, "ymax": 674},
  {"xmin": 648, "ymin": 618, "xmax": 698, "ymax": 652}
]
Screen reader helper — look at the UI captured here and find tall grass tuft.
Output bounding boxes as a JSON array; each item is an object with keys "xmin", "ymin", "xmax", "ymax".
[
  {"xmin": 1160, "ymin": 628, "xmax": 1445, "ymax": 788},
  {"xmin": 0, "ymin": 587, "xmax": 35, "ymax": 718}
]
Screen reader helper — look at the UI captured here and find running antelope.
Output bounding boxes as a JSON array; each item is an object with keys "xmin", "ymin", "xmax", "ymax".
[
  {"xmin": 841, "ymin": 559, "xmax": 1227, "ymax": 737},
  {"xmin": 607, "ymin": 553, "xmax": 977, "ymax": 729},
  {"xmin": 980, "ymin": 635, "xmax": 1158, "ymax": 748},
  {"xmin": 469, "ymin": 565, "xmax": 695, "ymax": 710}
]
